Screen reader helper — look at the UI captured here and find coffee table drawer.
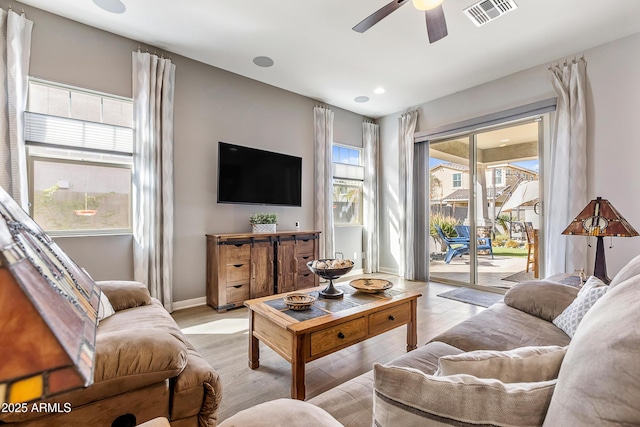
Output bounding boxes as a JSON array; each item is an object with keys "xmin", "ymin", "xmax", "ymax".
[
  {"xmin": 369, "ymin": 302, "xmax": 410, "ymax": 335},
  {"xmin": 310, "ymin": 317, "xmax": 366, "ymax": 356}
]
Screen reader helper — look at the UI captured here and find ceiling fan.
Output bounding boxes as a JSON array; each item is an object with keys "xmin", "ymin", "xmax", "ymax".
[{"xmin": 353, "ymin": 0, "xmax": 448, "ymax": 44}]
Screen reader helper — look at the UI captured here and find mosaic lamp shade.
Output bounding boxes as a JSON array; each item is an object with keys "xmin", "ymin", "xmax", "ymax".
[
  {"xmin": 562, "ymin": 197, "xmax": 639, "ymax": 283},
  {"xmin": 0, "ymin": 186, "xmax": 100, "ymax": 404}
]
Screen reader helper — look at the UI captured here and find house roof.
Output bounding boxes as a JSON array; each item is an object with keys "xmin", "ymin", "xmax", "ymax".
[
  {"xmin": 430, "ymin": 163, "xmax": 469, "ymax": 172},
  {"xmin": 16, "ymin": 0, "xmax": 640, "ymax": 119},
  {"xmin": 440, "ymin": 186, "xmax": 511, "ymax": 203}
]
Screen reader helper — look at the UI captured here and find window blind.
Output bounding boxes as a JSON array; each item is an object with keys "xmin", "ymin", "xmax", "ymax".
[
  {"xmin": 333, "ymin": 163, "xmax": 365, "ymax": 181},
  {"xmin": 24, "ymin": 112, "xmax": 133, "ymax": 155}
]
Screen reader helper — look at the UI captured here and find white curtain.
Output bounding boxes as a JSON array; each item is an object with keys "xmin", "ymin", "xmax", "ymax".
[
  {"xmin": 132, "ymin": 51, "xmax": 176, "ymax": 311},
  {"xmin": 398, "ymin": 111, "xmax": 418, "ymax": 279},
  {"xmin": 313, "ymin": 106, "xmax": 334, "ymax": 259},
  {"xmin": 0, "ymin": 9, "xmax": 32, "ymax": 209},
  {"xmin": 546, "ymin": 58, "xmax": 588, "ymax": 276},
  {"xmin": 363, "ymin": 121, "xmax": 379, "ymax": 273}
]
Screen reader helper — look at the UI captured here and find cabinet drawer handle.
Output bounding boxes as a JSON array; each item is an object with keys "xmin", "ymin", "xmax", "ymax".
[
  {"xmin": 388, "ymin": 315, "xmax": 395, "ymax": 321},
  {"xmin": 233, "ymin": 264, "xmax": 243, "ymax": 268},
  {"xmin": 234, "ymin": 244, "xmax": 243, "ymax": 247},
  {"xmin": 233, "ymin": 285, "xmax": 242, "ymax": 289},
  {"xmin": 302, "ymin": 256, "xmax": 310, "ymax": 260},
  {"xmin": 337, "ymin": 332, "xmax": 345, "ymax": 339}
]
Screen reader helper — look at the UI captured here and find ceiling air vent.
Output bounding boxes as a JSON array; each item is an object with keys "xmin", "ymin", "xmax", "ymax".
[{"xmin": 464, "ymin": 0, "xmax": 518, "ymax": 27}]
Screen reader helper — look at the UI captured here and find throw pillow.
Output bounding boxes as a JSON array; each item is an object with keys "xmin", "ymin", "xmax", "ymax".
[
  {"xmin": 96, "ymin": 280, "xmax": 152, "ymax": 311},
  {"xmin": 608, "ymin": 253, "xmax": 640, "ymax": 289},
  {"xmin": 373, "ymin": 363, "xmax": 555, "ymax": 427},
  {"xmin": 552, "ymin": 285, "xmax": 608, "ymax": 338},
  {"xmin": 436, "ymin": 345, "xmax": 567, "ymax": 383},
  {"xmin": 504, "ymin": 280, "xmax": 579, "ymax": 321},
  {"xmin": 577, "ymin": 275, "xmax": 607, "ymax": 296},
  {"xmin": 97, "ymin": 291, "xmax": 116, "ymax": 322},
  {"xmin": 218, "ymin": 398, "xmax": 343, "ymax": 427}
]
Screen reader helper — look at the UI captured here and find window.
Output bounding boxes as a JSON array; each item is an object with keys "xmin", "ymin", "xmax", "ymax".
[
  {"xmin": 452, "ymin": 173, "xmax": 462, "ymax": 188},
  {"xmin": 332, "ymin": 144, "xmax": 364, "ymax": 225},
  {"xmin": 333, "ymin": 179, "xmax": 363, "ymax": 225},
  {"xmin": 26, "ymin": 79, "xmax": 133, "ymax": 235},
  {"xmin": 495, "ymin": 168, "xmax": 503, "ymax": 186}
]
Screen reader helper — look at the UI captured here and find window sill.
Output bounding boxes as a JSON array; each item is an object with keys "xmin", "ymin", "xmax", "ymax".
[{"xmin": 48, "ymin": 231, "xmax": 133, "ymax": 238}]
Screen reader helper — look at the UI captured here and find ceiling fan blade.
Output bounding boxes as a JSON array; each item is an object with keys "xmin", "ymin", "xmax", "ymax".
[
  {"xmin": 425, "ymin": 4, "xmax": 448, "ymax": 43},
  {"xmin": 353, "ymin": 0, "xmax": 410, "ymax": 33}
]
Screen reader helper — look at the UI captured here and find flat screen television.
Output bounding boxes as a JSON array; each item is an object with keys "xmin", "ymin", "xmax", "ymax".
[{"xmin": 217, "ymin": 142, "xmax": 302, "ymax": 206}]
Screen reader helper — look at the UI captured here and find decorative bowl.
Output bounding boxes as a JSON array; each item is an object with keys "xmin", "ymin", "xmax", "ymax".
[
  {"xmin": 283, "ymin": 293, "xmax": 316, "ymax": 311},
  {"xmin": 306, "ymin": 259, "xmax": 354, "ymax": 280},
  {"xmin": 349, "ymin": 279, "xmax": 393, "ymax": 294}
]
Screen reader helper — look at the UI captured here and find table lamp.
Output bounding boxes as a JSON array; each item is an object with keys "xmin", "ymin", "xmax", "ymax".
[
  {"xmin": 562, "ymin": 197, "xmax": 639, "ymax": 283},
  {"xmin": 0, "ymin": 186, "xmax": 100, "ymax": 404}
]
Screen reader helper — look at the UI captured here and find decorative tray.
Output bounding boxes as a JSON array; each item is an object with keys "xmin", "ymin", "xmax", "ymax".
[
  {"xmin": 283, "ymin": 293, "xmax": 316, "ymax": 311},
  {"xmin": 349, "ymin": 278, "xmax": 393, "ymax": 294}
]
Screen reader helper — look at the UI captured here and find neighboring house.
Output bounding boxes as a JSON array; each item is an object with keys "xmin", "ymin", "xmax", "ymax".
[{"xmin": 430, "ymin": 162, "xmax": 538, "ymax": 222}]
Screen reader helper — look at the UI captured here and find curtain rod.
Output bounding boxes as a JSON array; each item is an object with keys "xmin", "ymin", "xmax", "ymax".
[
  {"xmin": 4, "ymin": 5, "xmax": 27, "ymax": 16},
  {"xmin": 548, "ymin": 55, "xmax": 585, "ymax": 70},
  {"xmin": 136, "ymin": 46, "xmax": 172, "ymax": 61}
]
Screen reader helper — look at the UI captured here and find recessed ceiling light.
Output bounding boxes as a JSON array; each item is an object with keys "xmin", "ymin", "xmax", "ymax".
[
  {"xmin": 253, "ymin": 56, "xmax": 274, "ymax": 68},
  {"xmin": 500, "ymin": 138, "xmax": 510, "ymax": 143},
  {"xmin": 499, "ymin": 144, "xmax": 507, "ymax": 147},
  {"xmin": 92, "ymin": 0, "xmax": 126, "ymax": 14},
  {"xmin": 354, "ymin": 96, "xmax": 370, "ymax": 103},
  {"xmin": 374, "ymin": 87, "xmax": 386, "ymax": 94}
]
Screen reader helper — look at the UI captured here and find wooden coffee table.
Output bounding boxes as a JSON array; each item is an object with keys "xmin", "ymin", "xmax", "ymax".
[{"xmin": 244, "ymin": 284, "xmax": 421, "ymax": 400}]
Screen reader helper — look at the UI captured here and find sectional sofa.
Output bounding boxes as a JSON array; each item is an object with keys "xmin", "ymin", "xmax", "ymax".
[{"xmin": 220, "ymin": 254, "xmax": 640, "ymax": 426}]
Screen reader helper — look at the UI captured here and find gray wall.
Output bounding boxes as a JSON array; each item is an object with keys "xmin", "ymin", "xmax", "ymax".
[
  {"xmin": 7, "ymin": 2, "xmax": 367, "ymax": 302},
  {"xmin": 378, "ymin": 32, "xmax": 640, "ymax": 277}
]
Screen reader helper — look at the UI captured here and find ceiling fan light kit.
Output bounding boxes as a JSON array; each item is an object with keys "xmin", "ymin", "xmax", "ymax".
[
  {"xmin": 412, "ymin": 0, "xmax": 444, "ymax": 11},
  {"xmin": 353, "ymin": 0, "xmax": 448, "ymax": 43}
]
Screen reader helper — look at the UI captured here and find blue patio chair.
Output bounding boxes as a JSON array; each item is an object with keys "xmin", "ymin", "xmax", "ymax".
[
  {"xmin": 455, "ymin": 225, "xmax": 494, "ymax": 259},
  {"xmin": 435, "ymin": 225, "xmax": 470, "ymax": 264},
  {"xmin": 454, "ymin": 225, "xmax": 471, "ymax": 239},
  {"xmin": 477, "ymin": 235, "xmax": 494, "ymax": 259}
]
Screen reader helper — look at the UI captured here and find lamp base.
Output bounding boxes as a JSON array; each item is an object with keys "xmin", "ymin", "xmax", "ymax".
[{"xmin": 593, "ymin": 236, "xmax": 611, "ymax": 284}]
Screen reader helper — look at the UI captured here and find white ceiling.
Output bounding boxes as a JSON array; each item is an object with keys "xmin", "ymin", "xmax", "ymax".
[{"xmin": 18, "ymin": 0, "xmax": 640, "ymax": 118}]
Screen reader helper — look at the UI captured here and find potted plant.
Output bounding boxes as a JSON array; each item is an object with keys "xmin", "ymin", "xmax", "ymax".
[{"xmin": 249, "ymin": 212, "xmax": 278, "ymax": 233}]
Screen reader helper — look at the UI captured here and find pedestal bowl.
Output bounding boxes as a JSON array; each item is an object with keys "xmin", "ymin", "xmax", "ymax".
[{"xmin": 307, "ymin": 259, "xmax": 354, "ymax": 299}]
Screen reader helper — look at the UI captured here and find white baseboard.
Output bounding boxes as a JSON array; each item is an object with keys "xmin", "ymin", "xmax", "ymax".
[
  {"xmin": 173, "ymin": 296, "xmax": 206, "ymax": 311},
  {"xmin": 379, "ymin": 266, "xmax": 400, "ymax": 276},
  {"xmin": 343, "ymin": 268, "xmax": 364, "ymax": 277}
]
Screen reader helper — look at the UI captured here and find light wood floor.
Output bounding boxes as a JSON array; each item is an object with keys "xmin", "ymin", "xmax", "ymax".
[{"xmin": 171, "ymin": 273, "xmax": 485, "ymax": 422}]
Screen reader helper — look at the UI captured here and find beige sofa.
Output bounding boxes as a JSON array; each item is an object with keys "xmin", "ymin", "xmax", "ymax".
[
  {"xmin": 221, "ymin": 254, "xmax": 640, "ymax": 426},
  {"xmin": 1, "ymin": 281, "xmax": 222, "ymax": 427}
]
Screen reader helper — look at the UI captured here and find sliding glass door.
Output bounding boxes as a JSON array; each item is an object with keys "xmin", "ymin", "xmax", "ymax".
[
  {"xmin": 428, "ymin": 136, "xmax": 472, "ymax": 285},
  {"xmin": 427, "ymin": 119, "xmax": 543, "ymax": 289}
]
